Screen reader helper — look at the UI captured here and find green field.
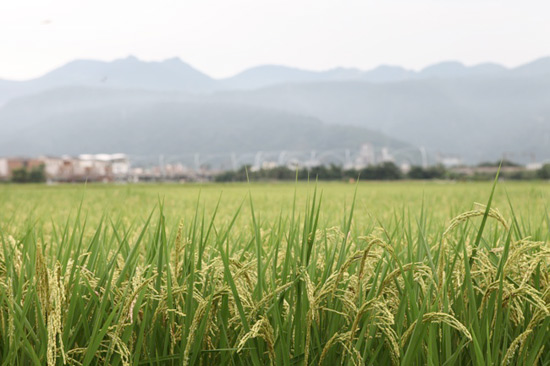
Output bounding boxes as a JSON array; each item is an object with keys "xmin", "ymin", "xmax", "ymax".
[{"xmin": 1, "ymin": 181, "xmax": 550, "ymax": 365}]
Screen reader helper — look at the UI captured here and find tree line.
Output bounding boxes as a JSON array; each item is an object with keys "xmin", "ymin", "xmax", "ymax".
[
  {"xmin": 215, "ymin": 162, "xmax": 550, "ymax": 182},
  {"xmin": 10, "ymin": 165, "xmax": 46, "ymax": 183}
]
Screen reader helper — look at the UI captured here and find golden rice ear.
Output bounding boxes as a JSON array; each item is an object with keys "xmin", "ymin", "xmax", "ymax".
[
  {"xmin": 380, "ymin": 325, "xmax": 400, "ymax": 365},
  {"xmin": 35, "ymin": 241, "xmax": 50, "ymax": 320},
  {"xmin": 47, "ymin": 262, "xmax": 66, "ymax": 366},
  {"xmin": 5, "ymin": 277, "xmax": 16, "ymax": 348},
  {"xmin": 319, "ymin": 332, "xmax": 348, "ymax": 365},
  {"xmin": 401, "ymin": 312, "xmax": 472, "ymax": 349},
  {"xmin": 173, "ymin": 220, "xmax": 185, "ymax": 279},
  {"xmin": 502, "ymin": 329, "xmax": 533, "ymax": 366},
  {"xmin": 182, "ymin": 297, "xmax": 210, "ymax": 366},
  {"xmin": 443, "ymin": 204, "xmax": 508, "ymax": 238}
]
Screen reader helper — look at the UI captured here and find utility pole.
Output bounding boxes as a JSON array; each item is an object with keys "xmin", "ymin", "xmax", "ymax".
[
  {"xmin": 278, "ymin": 151, "xmax": 287, "ymax": 167},
  {"xmin": 159, "ymin": 155, "xmax": 165, "ymax": 180},
  {"xmin": 419, "ymin": 146, "xmax": 428, "ymax": 168},
  {"xmin": 231, "ymin": 153, "xmax": 237, "ymax": 171},
  {"xmin": 344, "ymin": 149, "xmax": 351, "ymax": 169},
  {"xmin": 194, "ymin": 153, "xmax": 200, "ymax": 172},
  {"xmin": 254, "ymin": 151, "xmax": 263, "ymax": 171}
]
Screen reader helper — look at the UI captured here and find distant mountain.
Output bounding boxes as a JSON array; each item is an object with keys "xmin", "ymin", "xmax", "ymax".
[
  {"xmin": 0, "ymin": 87, "xmax": 409, "ymax": 160},
  {"xmin": 360, "ymin": 66, "xmax": 415, "ymax": 83},
  {"xmin": 0, "ymin": 87, "xmax": 194, "ymax": 136},
  {"xmin": 419, "ymin": 61, "xmax": 507, "ymax": 78},
  {"xmin": 220, "ymin": 65, "xmax": 361, "ymax": 90},
  {"xmin": 211, "ymin": 77, "xmax": 550, "ymax": 163},
  {"xmin": 39, "ymin": 56, "xmax": 215, "ymax": 91},
  {"xmin": 2, "ymin": 56, "xmax": 550, "ymax": 105},
  {"xmin": 511, "ymin": 57, "xmax": 550, "ymax": 77},
  {"xmin": 218, "ymin": 60, "xmax": 536, "ymax": 90},
  {"xmin": 0, "ymin": 56, "xmax": 214, "ymax": 104},
  {"xmin": 1, "ymin": 56, "xmax": 550, "ymax": 163}
]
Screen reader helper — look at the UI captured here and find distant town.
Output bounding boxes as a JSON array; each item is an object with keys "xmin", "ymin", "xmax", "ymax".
[
  {"xmin": 0, "ymin": 154, "xmax": 214, "ymax": 183},
  {"xmin": 1, "ymin": 146, "xmax": 548, "ymax": 183}
]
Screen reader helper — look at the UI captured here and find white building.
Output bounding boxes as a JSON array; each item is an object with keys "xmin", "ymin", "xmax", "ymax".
[
  {"xmin": 379, "ymin": 147, "xmax": 395, "ymax": 163},
  {"xmin": 440, "ymin": 157, "xmax": 463, "ymax": 168},
  {"xmin": 355, "ymin": 143, "xmax": 375, "ymax": 169},
  {"xmin": 526, "ymin": 162, "xmax": 544, "ymax": 171},
  {"xmin": 0, "ymin": 158, "xmax": 8, "ymax": 180},
  {"xmin": 110, "ymin": 154, "xmax": 131, "ymax": 176},
  {"xmin": 38, "ymin": 156, "xmax": 66, "ymax": 178},
  {"xmin": 78, "ymin": 153, "xmax": 130, "ymax": 179}
]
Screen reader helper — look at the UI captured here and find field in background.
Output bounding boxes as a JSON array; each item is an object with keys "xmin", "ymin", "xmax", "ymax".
[
  {"xmin": 1, "ymin": 181, "xmax": 550, "ymax": 365},
  {"xmin": 1, "ymin": 181, "xmax": 549, "ymax": 230}
]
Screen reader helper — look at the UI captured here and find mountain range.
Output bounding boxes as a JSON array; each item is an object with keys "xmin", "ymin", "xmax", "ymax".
[
  {"xmin": 3, "ymin": 56, "xmax": 550, "ymax": 104},
  {"xmin": 1, "ymin": 56, "xmax": 550, "ymax": 164},
  {"xmin": 0, "ymin": 87, "xmax": 408, "ymax": 161}
]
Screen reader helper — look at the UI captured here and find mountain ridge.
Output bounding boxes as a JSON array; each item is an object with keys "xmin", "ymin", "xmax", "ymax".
[
  {"xmin": 1, "ymin": 56, "xmax": 550, "ymax": 164},
  {"xmin": 0, "ymin": 86, "xmax": 411, "ymax": 163},
  {"xmin": 2, "ymin": 56, "xmax": 550, "ymax": 104}
]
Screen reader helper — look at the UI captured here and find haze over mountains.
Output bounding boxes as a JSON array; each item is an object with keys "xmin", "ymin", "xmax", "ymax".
[
  {"xmin": 3, "ymin": 56, "xmax": 550, "ymax": 101},
  {"xmin": 1, "ymin": 56, "xmax": 549, "ymax": 164}
]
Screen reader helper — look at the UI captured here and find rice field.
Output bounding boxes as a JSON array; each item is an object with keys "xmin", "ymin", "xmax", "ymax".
[{"xmin": 1, "ymin": 180, "xmax": 550, "ymax": 365}]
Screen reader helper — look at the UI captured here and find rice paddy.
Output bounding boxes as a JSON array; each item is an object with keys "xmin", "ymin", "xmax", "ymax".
[{"xmin": 1, "ymin": 180, "xmax": 550, "ymax": 365}]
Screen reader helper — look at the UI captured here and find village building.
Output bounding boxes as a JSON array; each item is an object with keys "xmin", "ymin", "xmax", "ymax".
[
  {"xmin": 0, "ymin": 154, "xmax": 131, "ymax": 182},
  {"xmin": 0, "ymin": 158, "xmax": 8, "ymax": 180}
]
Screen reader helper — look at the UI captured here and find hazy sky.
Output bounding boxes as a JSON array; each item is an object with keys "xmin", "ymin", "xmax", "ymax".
[{"xmin": 1, "ymin": 0, "xmax": 549, "ymax": 80}]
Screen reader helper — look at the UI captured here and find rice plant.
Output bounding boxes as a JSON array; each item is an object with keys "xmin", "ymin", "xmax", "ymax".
[{"xmin": 1, "ymin": 181, "xmax": 550, "ymax": 365}]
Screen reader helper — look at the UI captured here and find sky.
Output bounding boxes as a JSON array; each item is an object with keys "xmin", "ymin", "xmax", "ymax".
[{"xmin": 1, "ymin": 0, "xmax": 549, "ymax": 80}]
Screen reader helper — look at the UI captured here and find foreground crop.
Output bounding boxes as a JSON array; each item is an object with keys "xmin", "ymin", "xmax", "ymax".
[{"xmin": 1, "ymin": 184, "xmax": 550, "ymax": 365}]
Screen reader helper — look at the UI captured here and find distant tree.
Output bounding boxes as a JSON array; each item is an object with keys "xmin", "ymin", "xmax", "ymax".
[
  {"xmin": 408, "ymin": 165, "xmax": 446, "ymax": 179},
  {"xmin": 408, "ymin": 166, "xmax": 427, "ymax": 179},
  {"xmin": 478, "ymin": 159, "xmax": 520, "ymax": 167},
  {"xmin": 214, "ymin": 166, "xmax": 249, "ymax": 182},
  {"xmin": 360, "ymin": 162, "xmax": 402, "ymax": 180},
  {"xmin": 29, "ymin": 165, "xmax": 46, "ymax": 183},
  {"xmin": 11, "ymin": 168, "xmax": 28, "ymax": 183},
  {"xmin": 10, "ymin": 164, "xmax": 46, "ymax": 183},
  {"xmin": 538, "ymin": 164, "xmax": 550, "ymax": 180},
  {"xmin": 343, "ymin": 168, "xmax": 360, "ymax": 180},
  {"xmin": 504, "ymin": 169, "xmax": 536, "ymax": 180},
  {"xmin": 308, "ymin": 164, "xmax": 344, "ymax": 180},
  {"xmin": 378, "ymin": 162, "xmax": 403, "ymax": 180}
]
